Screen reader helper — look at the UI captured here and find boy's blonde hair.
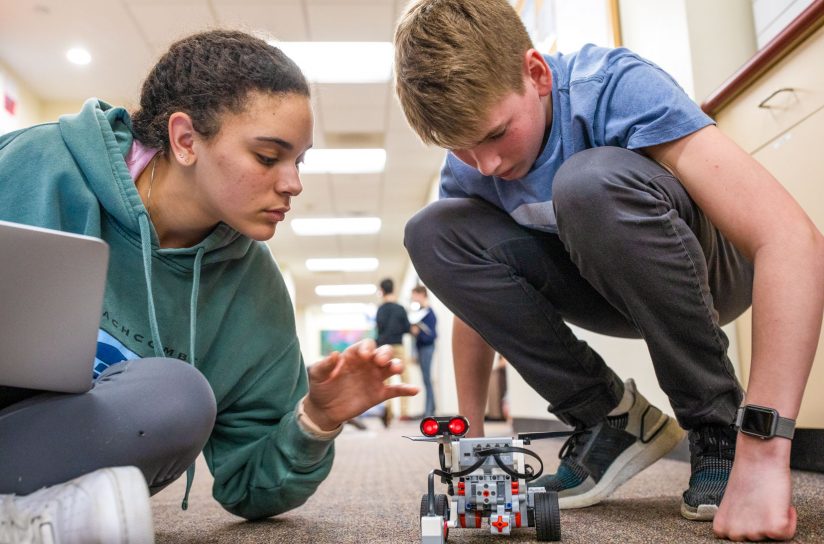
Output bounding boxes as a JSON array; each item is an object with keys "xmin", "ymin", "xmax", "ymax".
[{"xmin": 394, "ymin": 0, "xmax": 534, "ymax": 149}]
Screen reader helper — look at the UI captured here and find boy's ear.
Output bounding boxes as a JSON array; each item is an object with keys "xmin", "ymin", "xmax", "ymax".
[
  {"xmin": 168, "ymin": 112, "xmax": 196, "ymax": 166},
  {"xmin": 524, "ymin": 48, "xmax": 552, "ymax": 96}
]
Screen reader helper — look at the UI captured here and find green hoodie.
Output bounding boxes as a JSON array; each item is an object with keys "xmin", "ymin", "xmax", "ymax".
[{"xmin": 0, "ymin": 98, "xmax": 334, "ymax": 520}]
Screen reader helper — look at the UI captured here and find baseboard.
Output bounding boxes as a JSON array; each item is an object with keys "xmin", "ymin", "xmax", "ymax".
[
  {"xmin": 790, "ymin": 428, "xmax": 824, "ymax": 472},
  {"xmin": 512, "ymin": 417, "xmax": 824, "ymax": 472}
]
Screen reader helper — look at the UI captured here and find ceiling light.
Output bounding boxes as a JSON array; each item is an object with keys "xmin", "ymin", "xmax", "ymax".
[
  {"xmin": 321, "ymin": 303, "xmax": 376, "ymax": 314},
  {"xmin": 273, "ymin": 42, "xmax": 393, "ymax": 83},
  {"xmin": 66, "ymin": 47, "xmax": 91, "ymax": 65},
  {"xmin": 306, "ymin": 258, "xmax": 379, "ymax": 272},
  {"xmin": 301, "ymin": 148, "xmax": 386, "ymax": 174},
  {"xmin": 291, "ymin": 217, "xmax": 381, "ymax": 236},
  {"xmin": 315, "ymin": 284, "xmax": 377, "ymax": 297}
]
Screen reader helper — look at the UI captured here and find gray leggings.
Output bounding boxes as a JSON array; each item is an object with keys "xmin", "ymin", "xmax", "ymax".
[
  {"xmin": 404, "ymin": 147, "xmax": 753, "ymax": 429},
  {"xmin": 0, "ymin": 358, "xmax": 216, "ymax": 495}
]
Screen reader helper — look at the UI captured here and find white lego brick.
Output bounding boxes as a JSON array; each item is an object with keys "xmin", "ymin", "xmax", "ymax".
[{"xmin": 421, "ymin": 515, "xmax": 445, "ymax": 544}]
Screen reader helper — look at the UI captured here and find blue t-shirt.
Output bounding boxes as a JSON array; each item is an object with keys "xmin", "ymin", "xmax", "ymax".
[{"xmin": 440, "ymin": 45, "xmax": 714, "ymax": 233}]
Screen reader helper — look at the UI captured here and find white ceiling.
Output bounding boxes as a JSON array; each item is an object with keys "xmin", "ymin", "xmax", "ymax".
[{"xmin": 0, "ymin": 0, "xmax": 446, "ymax": 309}]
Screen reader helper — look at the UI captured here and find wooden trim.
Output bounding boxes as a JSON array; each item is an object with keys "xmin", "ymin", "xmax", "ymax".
[
  {"xmin": 701, "ymin": 0, "xmax": 824, "ymax": 115},
  {"xmin": 609, "ymin": 0, "xmax": 623, "ymax": 47}
]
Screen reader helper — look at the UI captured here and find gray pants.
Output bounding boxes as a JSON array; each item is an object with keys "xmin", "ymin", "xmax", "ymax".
[
  {"xmin": 0, "ymin": 358, "xmax": 216, "ymax": 495},
  {"xmin": 405, "ymin": 147, "xmax": 753, "ymax": 429}
]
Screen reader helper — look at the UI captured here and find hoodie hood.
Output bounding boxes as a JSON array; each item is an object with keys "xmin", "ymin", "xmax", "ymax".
[{"xmin": 59, "ymin": 98, "xmax": 253, "ymax": 266}]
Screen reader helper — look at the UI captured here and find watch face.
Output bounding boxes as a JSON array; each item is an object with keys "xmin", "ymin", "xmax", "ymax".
[{"xmin": 741, "ymin": 406, "xmax": 776, "ymax": 437}]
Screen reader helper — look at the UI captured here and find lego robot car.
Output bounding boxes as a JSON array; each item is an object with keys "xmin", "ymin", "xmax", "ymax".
[{"xmin": 408, "ymin": 416, "xmax": 561, "ymax": 543}]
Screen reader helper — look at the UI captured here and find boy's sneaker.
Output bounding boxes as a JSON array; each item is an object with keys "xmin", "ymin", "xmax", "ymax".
[
  {"xmin": 680, "ymin": 424, "xmax": 737, "ymax": 521},
  {"xmin": 531, "ymin": 379, "xmax": 685, "ymax": 508},
  {"xmin": 0, "ymin": 466, "xmax": 154, "ymax": 544}
]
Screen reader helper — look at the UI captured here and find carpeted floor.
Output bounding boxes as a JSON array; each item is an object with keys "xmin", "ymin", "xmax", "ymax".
[{"xmin": 152, "ymin": 419, "xmax": 824, "ymax": 543}]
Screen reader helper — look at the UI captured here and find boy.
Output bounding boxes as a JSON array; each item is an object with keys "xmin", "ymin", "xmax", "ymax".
[
  {"xmin": 375, "ymin": 278, "xmax": 412, "ymax": 422},
  {"xmin": 394, "ymin": 0, "xmax": 824, "ymax": 541}
]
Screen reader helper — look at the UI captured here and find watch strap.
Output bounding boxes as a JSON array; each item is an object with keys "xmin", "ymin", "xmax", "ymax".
[{"xmin": 774, "ymin": 415, "xmax": 796, "ymax": 440}]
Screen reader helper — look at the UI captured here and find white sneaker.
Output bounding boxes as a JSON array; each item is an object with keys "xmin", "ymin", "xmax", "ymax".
[
  {"xmin": 530, "ymin": 379, "xmax": 685, "ymax": 509},
  {"xmin": 0, "ymin": 466, "xmax": 154, "ymax": 544}
]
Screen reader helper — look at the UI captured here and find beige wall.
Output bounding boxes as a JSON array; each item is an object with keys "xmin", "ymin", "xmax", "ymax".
[
  {"xmin": 0, "ymin": 61, "xmax": 42, "ymax": 133},
  {"xmin": 39, "ymin": 100, "xmax": 88, "ymax": 124},
  {"xmin": 684, "ymin": 0, "xmax": 758, "ymax": 103},
  {"xmin": 619, "ymin": 0, "xmax": 758, "ymax": 103},
  {"xmin": 0, "ymin": 61, "xmax": 88, "ymax": 132}
]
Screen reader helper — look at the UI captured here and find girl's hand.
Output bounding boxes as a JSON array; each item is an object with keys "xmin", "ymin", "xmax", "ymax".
[{"xmin": 304, "ymin": 339, "xmax": 419, "ymax": 430}]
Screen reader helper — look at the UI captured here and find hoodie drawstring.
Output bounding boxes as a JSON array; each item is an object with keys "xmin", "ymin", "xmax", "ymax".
[
  {"xmin": 181, "ymin": 246, "xmax": 204, "ymax": 511},
  {"xmin": 138, "ymin": 213, "xmax": 164, "ymax": 357},
  {"xmin": 189, "ymin": 247, "xmax": 203, "ymax": 362},
  {"xmin": 137, "ymin": 211, "xmax": 206, "ymax": 511}
]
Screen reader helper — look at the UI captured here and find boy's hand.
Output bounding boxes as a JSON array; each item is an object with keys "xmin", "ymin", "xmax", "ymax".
[
  {"xmin": 303, "ymin": 339, "xmax": 419, "ymax": 431},
  {"xmin": 713, "ymin": 436, "xmax": 796, "ymax": 541}
]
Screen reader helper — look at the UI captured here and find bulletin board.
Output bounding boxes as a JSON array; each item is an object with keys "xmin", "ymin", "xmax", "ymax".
[{"xmin": 320, "ymin": 329, "xmax": 376, "ymax": 355}]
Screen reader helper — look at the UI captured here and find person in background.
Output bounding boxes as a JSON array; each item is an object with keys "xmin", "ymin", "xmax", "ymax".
[
  {"xmin": 0, "ymin": 29, "xmax": 417, "ymax": 543},
  {"xmin": 394, "ymin": 1, "xmax": 823, "ymax": 541},
  {"xmin": 410, "ymin": 284, "xmax": 438, "ymax": 417},
  {"xmin": 375, "ymin": 278, "xmax": 412, "ymax": 424}
]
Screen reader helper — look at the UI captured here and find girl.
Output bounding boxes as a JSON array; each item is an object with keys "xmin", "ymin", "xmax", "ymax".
[{"xmin": 0, "ymin": 29, "xmax": 417, "ymax": 543}]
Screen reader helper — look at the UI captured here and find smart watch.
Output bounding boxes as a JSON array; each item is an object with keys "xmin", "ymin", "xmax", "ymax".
[{"xmin": 734, "ymin": 404, "xmax": 796, "ymax": 440}]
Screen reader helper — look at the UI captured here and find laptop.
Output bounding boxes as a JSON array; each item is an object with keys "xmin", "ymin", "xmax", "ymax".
[{"xmin": 0, "ymin": 219, "xmax": 109, "ymax": 393}]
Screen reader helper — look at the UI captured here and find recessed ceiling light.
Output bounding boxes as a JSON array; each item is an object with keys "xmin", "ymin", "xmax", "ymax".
[
  {"xmin": 306, "ymin": 258, "xmax": 379, "ymax": 272},
  {"xmin": 301, "ymin": 149, "xmax": 386, "ymax": 174},
  {"xmin": 272, "ymin": 42, "xmax": 393, "ymax": 83},
  {"xmin": 66, "ymin": 47, "xmax": 91, "ymax": 65},
  {"xmin": 291, "ymin": 217, "xmax": 381, "ymax": 236},
  {"xmin": 321, "ymin": 303, "xmax": 376, "ymax": 314},
  {"xmin": 315, "ymin": 284, "xmax": 377, "ymax": 297}
]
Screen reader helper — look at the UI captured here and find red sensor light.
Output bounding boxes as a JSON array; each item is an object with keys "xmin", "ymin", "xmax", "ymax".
[
  {"xmin": 421, "ymin": 418, "xmax": 440, "ymax": 436},
  {"xmin": 448, "ymin": 417, "xmax": 468, "ymax": 436}
]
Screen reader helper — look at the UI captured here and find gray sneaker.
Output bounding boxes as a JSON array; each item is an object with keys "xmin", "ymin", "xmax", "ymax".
[
  {"xmin": 0, "ymin": 466, "xmax": 154, "ymax": 544},
  {"xmin": 680, "ymin": 424, "xmax": 737, "ymax": 521},
  {"xmin": 532, "ymin": 379, "xmax": 685, "ymax": 508}
]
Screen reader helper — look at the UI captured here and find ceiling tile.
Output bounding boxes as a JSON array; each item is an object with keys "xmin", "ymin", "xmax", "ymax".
[
  {"xmin": 316, "ymin": 83, "xmax": 388, "ymax": 107},
  {"xmin": 306, "ymin": 2, "xmax": 395, "ymax": 41},
  {"xmin": 338, "ymin": 234, "xmax": 381, "ymax": 255},
  {"xmin": 0, "ymin": 1, "xmax": 152, "ymax": 103},
  {"xmin": 330, "ymin": 174, "xmax": 382, "ymax": 215},
  {"xmin": 316, "ymin": 83, "xmax": 388, "ymax": 134},
  {"xmin": 321, "ymin": 104, "xmax": 386, "ymax": 133},
  {"xmin": 125, "ymin": 2, "xmax": 215, "ymax": 49},
  {"xmin": 212, "ymin": 0, "xmax": 309, "ymax": 41}
]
